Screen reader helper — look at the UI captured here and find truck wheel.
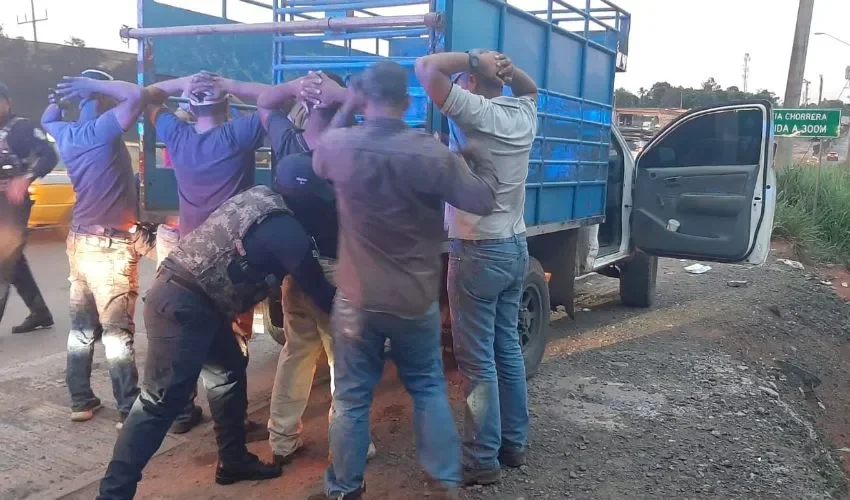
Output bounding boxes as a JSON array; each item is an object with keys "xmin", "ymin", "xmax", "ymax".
[
  {"xmin": 520, "ymin": 257, "xmax": 550, "ymax": 379},
  {"xmin": 619, "ymin": 251, "xmax": 658, "ymax": 308},
  {"xmin": 263, "ymin": 293, "xmax": 286, "ymax": 346}
]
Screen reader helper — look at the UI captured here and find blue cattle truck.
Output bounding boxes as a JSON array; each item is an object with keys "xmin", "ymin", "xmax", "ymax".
[{"xmin": 130, "ymin": 0, "xmax": 776, "ymax": 377}]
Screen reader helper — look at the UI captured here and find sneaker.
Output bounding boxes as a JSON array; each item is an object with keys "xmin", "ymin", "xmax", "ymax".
[
  {"xmin": 306, "ymin": 485, "xmax": 365, "ymax": 500},
  {"xmin": 169, "ymin": 405, "xmax": 203, "ymax": 434},
  {"xmin": 116, "ymin": 413, "xmax": 128, "ymax": 430},
  {"xmin": 12, "ymin": 312, "xmax": 54, "ymax": 334},
  {"xmin": 215, "ymin": 453, "xmax": 281, "ymax": 485},
  {"xmin": 71, "ymin": 398, "xmax": 102, "ymax": 422},
  {"xmin": 498, "ymin": 447, "xmax": 527, "ymax": 468},
  {"xmin": 462, "ymin": 467, "xmax": 501, "ymax": 486}
]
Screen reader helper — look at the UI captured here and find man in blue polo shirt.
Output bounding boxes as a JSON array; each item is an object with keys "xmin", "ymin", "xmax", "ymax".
[
  {"xmin": 143, "ymin": 71, "xmax": 269, "ymax": 433},
  {"xmin": 43, "ymin": 69, "xmax": 145, "ymax": 426}
]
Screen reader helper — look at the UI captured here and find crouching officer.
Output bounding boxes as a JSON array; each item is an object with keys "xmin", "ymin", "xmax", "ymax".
[
  {"xmin": 98, "ymin": 185, "xmax": 335, "ymax": 499},
  {"xmin": 0, "ymin": 81, "xmax": 57, "ymax": 333}
]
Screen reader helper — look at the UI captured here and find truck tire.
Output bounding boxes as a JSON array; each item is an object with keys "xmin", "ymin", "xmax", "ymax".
[
  {"xmin": 520, "ymin": 257, "xmax": 550, "ymax": 379},
  {"xmin": 619, "ymin": 251, "xmax": 658, "ymax": 308},
  {"xmin": 263, "ymin": 292, "xmax": 286, "ymax": 346}
]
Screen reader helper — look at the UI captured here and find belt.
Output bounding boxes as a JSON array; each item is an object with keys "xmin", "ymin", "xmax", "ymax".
[
  {"xmin": 156, "ymin": 265, "xmax": 207, "ymax": 298},
  {"xmin": 72, "ymin": 224, "xmax": 134, "ymax": 240}
]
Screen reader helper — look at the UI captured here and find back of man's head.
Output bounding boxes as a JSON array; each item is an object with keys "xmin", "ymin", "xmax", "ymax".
[{"xmin": 354, "ymin": 61, "xmax": 409, "ymax": 115}]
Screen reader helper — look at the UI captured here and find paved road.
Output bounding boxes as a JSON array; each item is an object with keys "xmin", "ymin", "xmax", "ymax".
[{"xmin": 0, "ymin": 231, "xmax": 282, "ymax": 500}]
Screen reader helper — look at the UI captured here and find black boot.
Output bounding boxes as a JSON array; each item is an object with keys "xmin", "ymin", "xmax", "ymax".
[
  {"xmin": 12, "ymin": 310, "xmax": 54, "ymax": 334},
  {"xmin": 215, "ymin": 453, "xmax": 281, "ymax": 485}
]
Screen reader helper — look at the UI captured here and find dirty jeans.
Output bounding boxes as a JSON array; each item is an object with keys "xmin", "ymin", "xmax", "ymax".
[
  {"xmin": 155, "ymin": 224, "xmax": 203, "ymax": 424},
  {"xmin": 66, "ymin": 231, "xmax": 140, "ymax": 415},
  {"xmin": 0, "ymin": 197, "xmax": 49, "ymax": 323},
  {"xmin": 325, "ymin": 297, "xmax": 461, "ymax": 495},
  {"xmin": 268, "ymin": 263, "xmax": 335, "ymax": 457},
  {"xmin": 448, "ymin": 235, "xmax": 530, "ymax": 470},
  {"xmin": 98, "ymin": 273, "xmax": 248, "ymax": 500}
]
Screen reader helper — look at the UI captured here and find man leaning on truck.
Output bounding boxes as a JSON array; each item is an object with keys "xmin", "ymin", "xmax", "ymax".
[{"xmin": 415, "ymin": 50, "xmax": 539, "ymax": 485}]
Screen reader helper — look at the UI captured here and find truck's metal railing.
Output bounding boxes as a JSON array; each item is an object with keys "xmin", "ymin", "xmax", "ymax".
[{"xmin": 120, "ymin": 12, "xmax": 443, "ymax": 39}]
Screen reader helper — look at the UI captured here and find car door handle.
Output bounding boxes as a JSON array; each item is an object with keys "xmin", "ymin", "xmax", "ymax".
[{"xmin": 664, "ymin": 176, "xmax": 681, "ymax": 186}]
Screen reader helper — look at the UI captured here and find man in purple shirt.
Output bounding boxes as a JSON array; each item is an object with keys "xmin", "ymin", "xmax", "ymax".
[
  {"xmin": 143, "ymin": 72, "xmax": 268, "ymax": 433},
  {"xmin": 43, "ymin": 69, "xmax": 146, "ymax": 426}
]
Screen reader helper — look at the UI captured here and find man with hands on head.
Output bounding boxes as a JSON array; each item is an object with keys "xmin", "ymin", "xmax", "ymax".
[
  {"xmin": 256, "ymin": 70, "xmax": 378, "ymax": 467},
  {"xmin": 415, "ymin": 50, "xmax": 539, "ymax": 485},
  {"xmin": 143, "ymin": 70, "xmax": 270, "ymax": 434},
  {"xmin": 43, "ymin": 70, "xmax": 147, "ymax": 427}
]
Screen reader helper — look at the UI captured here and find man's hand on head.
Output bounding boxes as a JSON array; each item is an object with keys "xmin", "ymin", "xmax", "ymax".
[
  {"xmin": 297, "ymin": 71, "xmax": 328, "ymax": 108},
  {"xmin": 477, "ymin": 52, "xmax": 512, "ymax": 84},
  {"xmin": 495, "ymin": 54, "xmax": 515, "ymax": 85},
  {"xmin": 55, "ymin": 76, "xmax": 97, "ymax": 103},
  {"xmin": 189, "ymin": 72, "xmax": 229, "ymax": 102}
]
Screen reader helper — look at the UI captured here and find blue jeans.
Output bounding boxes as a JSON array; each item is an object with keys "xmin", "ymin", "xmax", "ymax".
[
  {"xmin": 98, "ymin": 271, "xmax": 248, "ymax": 499},
  {"xmin": 448, "ymin": 235, "xmax": 530, "ymax": 470},
  {"xmin": 325, "ymin": 297, "xmax": 461, "ymax": 495},
  {"xmin": 66, "ymin": 231, "xmax": 140, "ymax": 414}
]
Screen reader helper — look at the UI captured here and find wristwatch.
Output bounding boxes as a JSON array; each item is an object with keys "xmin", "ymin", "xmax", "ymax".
[{"xmin": 466, "ymin": 50, "xmax": 480, "ymax": 71}]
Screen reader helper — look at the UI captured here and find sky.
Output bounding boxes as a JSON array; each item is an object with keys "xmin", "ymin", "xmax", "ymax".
[{"xmin": 2, "ymin": 0, "xmax": 849, "ymax": 104}]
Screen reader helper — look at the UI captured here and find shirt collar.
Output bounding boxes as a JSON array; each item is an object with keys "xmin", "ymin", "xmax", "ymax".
[{"xmin": 365, "ymin": 117, "xmax": 408, "ymax": 130}]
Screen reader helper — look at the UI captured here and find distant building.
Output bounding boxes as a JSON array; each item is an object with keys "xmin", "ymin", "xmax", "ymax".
[{"xmin": 615, "ymin": 107, "xmax": 686, "ymax": 132}]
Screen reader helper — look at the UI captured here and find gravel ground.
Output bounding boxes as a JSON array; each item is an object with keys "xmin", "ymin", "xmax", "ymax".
[{"xmin": 64, "ymin": 249, "xmax": 850, "ymax": 499}]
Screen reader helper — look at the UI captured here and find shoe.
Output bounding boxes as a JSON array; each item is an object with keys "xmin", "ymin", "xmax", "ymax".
[
  {"xmin": 71, "ymin": 398, "xmax": 102, "ymax": 422},
  {"xmin": 498, "ymin": 447, "xmax": 527, "ymax": 468},
  {"xmin": 244, "ymin": 418, "xmax": 269, "ymax": 443},
  {"xmin": 272, "ymin": 440, "xmax": 305, "ymax": 467},
  {"xmin": 12, "ymin": 312, "xmax": 54, "ymax": 334},
  {"xmin": 116, "ymin": 413, "xmax": 128, "ymax": 430},
  {"xmin": 306, "ymin": 485, "xmax": 365, "ymax": 500},
  {"xmin": 462, "ymin": 466, "xmax": 501, "ymax": 486},
  {"xmin": 169, "ymin": 405, "xmax": 203, "ymax": 434},
  {"xmin": 215, "ymin": 453, "xmax": 281, "ymax": 485}
]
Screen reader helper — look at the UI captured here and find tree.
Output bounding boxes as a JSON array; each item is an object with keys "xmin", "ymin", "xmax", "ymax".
[
  {"xmin": 701, "ymin": 77, "xmax": 721, "ymax": 92},
  {"xmin": 0, "ymin": 24, "xmax": 6, "ymax": 38},
  {"xmin": 65, "ymin": 37, "xmax": 86, "ymax": 48},
  {"xmin": 615, "ymin": 87, "xmax": 639, "ymax": 107}
]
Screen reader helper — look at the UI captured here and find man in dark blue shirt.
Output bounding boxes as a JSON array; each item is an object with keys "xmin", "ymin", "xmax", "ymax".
[
  {"xmin": 44, "ymin": 69, "xmax": 146, "ymax": 426},
  {"xmin": 0, "ymin": 81, "xmax": 58, "ymax": 334}
]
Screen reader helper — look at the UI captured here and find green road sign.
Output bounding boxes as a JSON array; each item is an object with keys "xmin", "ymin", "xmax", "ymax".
[{"xmin": 773, "ymin": 108, "xmax": 842, "ymax": 138}]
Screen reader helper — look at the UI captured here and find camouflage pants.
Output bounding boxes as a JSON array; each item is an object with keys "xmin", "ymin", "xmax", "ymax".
[{"xmin": 65, "ymin": 231, "xmax": 140, "ymax": 414}]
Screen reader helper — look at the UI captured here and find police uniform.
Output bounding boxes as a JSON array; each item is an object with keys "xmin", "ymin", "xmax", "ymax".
[
  {"xmin": 98, "ymin": 185, "xmax": 335, "ymax": 499},
  {"xmin": 0, "ymin": 82, "xmax": 57, "ymax": 333}
]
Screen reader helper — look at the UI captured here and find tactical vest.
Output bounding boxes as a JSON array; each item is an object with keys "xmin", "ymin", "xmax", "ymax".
[
  {"xmin": 0, "ymin": 117, "xmax": 28, "ymax": 181},
  {"xmin": 167, "ymin": 185, "xmax": 293, "ymax": 318}
]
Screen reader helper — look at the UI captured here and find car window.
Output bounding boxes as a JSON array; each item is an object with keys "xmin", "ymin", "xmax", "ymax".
[{"xmin": 640, "ymin": 108, "xmax": 763, "ymax": 168}]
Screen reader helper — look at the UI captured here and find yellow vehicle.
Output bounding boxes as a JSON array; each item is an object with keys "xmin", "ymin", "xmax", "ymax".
[{"xmin": 27, "ymin": 143, "xmax": 74, "ymax": 229}]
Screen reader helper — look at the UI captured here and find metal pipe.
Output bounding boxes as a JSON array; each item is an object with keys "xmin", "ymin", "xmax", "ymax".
[
  {"xmin": 273, "ymin": 27, "xmax": 427, "ymax": 41},
  {"xmin": 282, "ymin": 55, "xmax": 417, "ymax": 62},
  {"xmin": 238, "ymin": 0, "xmax": 275, "ymax": 9},
  {"xmin": 275, "ymin": 59, "xmax": 415, "ymax": 70},
  {"xmin": 277, "ymin": 0, "xmax": 426, "ymax": 14},
  {"xmin": 120, "ymin": 12, "xmax": 443, "ymax": 39}
]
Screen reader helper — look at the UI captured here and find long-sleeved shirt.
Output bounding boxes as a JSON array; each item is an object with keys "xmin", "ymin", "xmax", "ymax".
[
  {"xmin": 312, "ymin": 117, "xmax": 497, "ymax": 318},
  {"xmin": 1, "ymin": 114, "xmax": 58, "ymax": 179}
]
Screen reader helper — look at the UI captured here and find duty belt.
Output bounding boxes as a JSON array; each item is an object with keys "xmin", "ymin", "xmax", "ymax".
[
  {"xmin": 72, "ymin": 224, "xmax": 134, "ymax": 240},
  {"xmin": 156, "ymin": 264, "xmax": 208, "ymax": 299}
]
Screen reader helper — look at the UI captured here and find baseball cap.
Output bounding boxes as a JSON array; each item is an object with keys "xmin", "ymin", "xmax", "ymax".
[
  {"xmin": 0, "ymin": 82, "xmax": 9, "ymax": 101},
  {"xmin": 81, "ymin": 69, "xmax": 115, "ymax": 81},
  {"xmin": 352, "ymin": 61, "xmax": 408, "ymax": 106}
]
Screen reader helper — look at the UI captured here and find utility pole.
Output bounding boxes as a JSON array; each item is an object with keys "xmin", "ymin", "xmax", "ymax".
[
  {"xmin": 802, "ymin": 78, "xmax": 811, "ymax": 106},
  {"xmin": 16, "ymin": 0, "xmax": 48, "ymax": 43},
  {"xmin": 742, "ymin": 53, "xmax": 751, "ymax": 93},
  {"xmin": 777, "ymin": 0, "xmax": 815, "ymax": 168},
  {"xmin": 818, "ymin": 74, "xmax": 823, "ymax": 105}
]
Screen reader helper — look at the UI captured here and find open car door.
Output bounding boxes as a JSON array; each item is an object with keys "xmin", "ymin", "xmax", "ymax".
[{"xmin": 631, "ymin": 101, "xmax": 775, "ymax": 264}]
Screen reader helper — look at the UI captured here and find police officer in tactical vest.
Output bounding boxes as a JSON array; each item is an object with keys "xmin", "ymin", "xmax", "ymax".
[
  {"xmin": 98, "ymin": 185, "xmax": 336, "ymax": 499},
  {"xmin": 0, "ymin": 81, "xmax": 58, "ymax": 333}
]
